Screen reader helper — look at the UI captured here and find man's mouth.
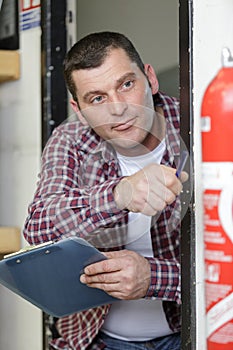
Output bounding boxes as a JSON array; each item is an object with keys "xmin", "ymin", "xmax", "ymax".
[{"xmin": 112, "ymin": 118, "xmax": 136, "ymax": 131}]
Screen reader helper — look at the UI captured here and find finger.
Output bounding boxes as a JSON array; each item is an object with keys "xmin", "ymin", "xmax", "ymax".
[
  {"xmin": 162, "ymin": 166, "xmax": 189, "ymax": 185},
  {"xmin": 103, "ymin": 250, "xmax": 129, "ymax": 259},
  {"xmin": 84, "ymin": 263, "xmax": 127, "ymax": 285},
  {"xmin": 148, "ymin": 182, "xmax": 178, "ymax": 205},
  {"xmin": 84, "ymin": 258, "xmax": 120, "ymax": 276},
  {"xmin": 86, "ymin": 282, "xmax": 131, "ymax": 300},
  {"xmin": 158, "ymin": 167, "xmax": 183, "ymax": 194},
  {"xmin": 81, "ymin": 275, "xmax": 135, "ymax": 299},
  {"xmin": 80, "ymin": 271, "xmax": 121, "ymax": 285},
  {"xmin": 80, "ymin": 275, "xmax": 120, "ymax": 291},
  {"xmin": 139, "ymin": 188, "xmax": 180, "ymax": 216},
  {"xmin": 179, "ymin": 170, "xmax": 189, "ymax": 183},
  {"xmin": 141, "ymin": 203, "xmax": 160, "ymax": 216}
]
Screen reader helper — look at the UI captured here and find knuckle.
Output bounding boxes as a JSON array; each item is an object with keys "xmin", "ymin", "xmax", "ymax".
[
  {"xmin": 102, "ymin": 283, "xmax": 108, "ymax": 291},
  {"xmin": 99, "ymin": 274, "xmax": 107, "ymax": 283},
  {"xmin": 165, "ymin": 175, "xmax": 175, "ymax": 188},
  {"xmin": 124, "ymin": 254, "xmax": 135, "ymax": 267},
  {"xmin": 102, "ymin": 260, "xmax": 111, "ymax": 273},
  {"xmin": 125, "ymin": 283, "xmax": 134, "ymax": 294},
  {"xmin": 166, "ymin": 192, "xmax": 176, "ymax": 204},
  {"xmin": 156, "ymin": 199, "xmax": 166, "ymax": 211}
]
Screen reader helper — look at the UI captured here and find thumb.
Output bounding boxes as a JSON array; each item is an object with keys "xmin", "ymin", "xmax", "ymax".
[{"xmin": 179, "ymin": 170, "xmax": 189, "ymax": 183}]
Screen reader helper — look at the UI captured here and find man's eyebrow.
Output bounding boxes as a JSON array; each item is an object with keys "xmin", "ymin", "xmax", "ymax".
[
  {"xmin": 83, "ymin": 90, "xmax": 103, "ymax": 102},
  {"xmin": 82, "ymin": 72, "xmax": 137, "ymax": 102},
  {"xmin": 116, "ymin": 72, "xmax": 137, "ymax": 85}
]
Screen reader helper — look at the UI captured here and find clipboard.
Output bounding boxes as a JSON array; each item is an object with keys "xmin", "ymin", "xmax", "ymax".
[{"xmin": 0, "ymin": 237, "xmax": 116, "ymax": 317}]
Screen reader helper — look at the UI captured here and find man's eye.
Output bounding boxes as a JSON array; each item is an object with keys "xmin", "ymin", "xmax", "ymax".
[
  {"xmin": 123, "ymin": 80, "xmax": 134, "ymax": 89},
  {"xmin": 91, "ymin": 96, "xmax": 103, "ymax": 104}
]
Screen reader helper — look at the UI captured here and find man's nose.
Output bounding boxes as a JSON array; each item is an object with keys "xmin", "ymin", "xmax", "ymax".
[{"xmin": 108, "ymin": 95, "xmax": 128, "ymax": 116}]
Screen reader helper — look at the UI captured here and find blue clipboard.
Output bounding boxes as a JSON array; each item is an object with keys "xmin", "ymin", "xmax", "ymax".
[{"xmin": 0, "ymin": 237, "xmax": 116, "ymax": 317}]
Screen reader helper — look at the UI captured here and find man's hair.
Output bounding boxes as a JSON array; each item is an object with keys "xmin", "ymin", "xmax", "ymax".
[{"xmin": 63, "ymin": 31, "xmax": 145, "ymax": 102}]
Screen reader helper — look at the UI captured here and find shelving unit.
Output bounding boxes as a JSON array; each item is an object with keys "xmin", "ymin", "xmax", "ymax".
[
  {"xmin": 0, "ymin": 226, "xmax": 21, "ymax": 259},
  {"xmin": 0, "ymin": 50, "xmax": 20, "ymax": 83}
]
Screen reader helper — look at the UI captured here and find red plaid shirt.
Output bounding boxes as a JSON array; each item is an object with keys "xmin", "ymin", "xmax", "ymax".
[{"xmin": 23, "ymin": 92, "xmax": 181, "ymax": 350}]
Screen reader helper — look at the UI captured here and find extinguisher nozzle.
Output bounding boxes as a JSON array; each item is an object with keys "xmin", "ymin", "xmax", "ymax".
[{"xmin": 222, "ymin": 47, "xmax": 233, "ymax": 67}]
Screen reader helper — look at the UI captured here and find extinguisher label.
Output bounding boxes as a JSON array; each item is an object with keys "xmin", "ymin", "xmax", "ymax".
[
  {"xmin": 206, "ymin": 292, "xmax": 233, "ymax": 339},
  {"xmin": 201, "ymin": 115, "xmax": 211, "ymax": 132},
  {"xmin": 203, "ymin": 162, "xmax": 233, "ymax": 346}
]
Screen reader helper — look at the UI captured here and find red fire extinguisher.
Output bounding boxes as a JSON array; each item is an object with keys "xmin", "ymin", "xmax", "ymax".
[{"xmin": 201, "ymin": 47, "xmax": 233, "ymax": 349}]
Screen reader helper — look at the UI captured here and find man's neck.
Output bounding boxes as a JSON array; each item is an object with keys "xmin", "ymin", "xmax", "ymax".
[{"xmin": 114, "ymin": 106, "xmax": 165, "ymax": 157}]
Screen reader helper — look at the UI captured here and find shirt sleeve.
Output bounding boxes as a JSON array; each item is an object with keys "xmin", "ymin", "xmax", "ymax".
[
  {"xmin": 23, "ymin": 127, "xmax": 127, "ymax": 246},
  {"xmin": 144, "ymin": 257, "xmax": 181, "ymax": 304}
]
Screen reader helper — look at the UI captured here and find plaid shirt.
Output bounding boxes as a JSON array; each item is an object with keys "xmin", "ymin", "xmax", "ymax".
[{"xmin": 23, "ymin": 92, "xmax": 181, "ymax": 350}]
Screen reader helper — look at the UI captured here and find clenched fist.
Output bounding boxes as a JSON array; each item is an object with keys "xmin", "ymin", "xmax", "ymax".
[{"xmin": 114, "ymin": 163, "xmax": 188, "ymax": 216}]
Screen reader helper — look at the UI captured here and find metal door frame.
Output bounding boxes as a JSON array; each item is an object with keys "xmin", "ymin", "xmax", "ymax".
[{"xmin": 179, "ymin": 1, "xmax": 196, "ymax": 348}]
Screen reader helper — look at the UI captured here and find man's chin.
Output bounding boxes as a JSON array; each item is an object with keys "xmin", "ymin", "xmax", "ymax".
[
  {"xmin": 108, "ymin": 138, "xmax": 138, "ymax": 148},
  {"xmin": 108, "ymin": 138, "xmax": 150, "ymax": 156}
]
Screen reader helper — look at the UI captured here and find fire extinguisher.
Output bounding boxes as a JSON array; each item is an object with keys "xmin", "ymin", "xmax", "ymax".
[{"xmin": 201, "ymin": 47, "xmax": 233, "ymax": 349}]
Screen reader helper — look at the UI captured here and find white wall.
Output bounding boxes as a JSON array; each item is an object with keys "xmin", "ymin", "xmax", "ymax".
[
  {"xmin": 0, "ymin": 11, "xmax": 42, "ymax": 350},
  {"xmin": 76, "ymin": 0, "xmax": 179, "ymax": 74},
  {"xmin": 193, "ymin": 1, "xmax": 233, "ymax": 349}
]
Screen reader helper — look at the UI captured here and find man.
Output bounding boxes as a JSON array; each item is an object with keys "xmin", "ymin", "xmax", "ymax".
[{"xmin": 23, "ymin": 32, "xmax": 188, "ymax": 350}]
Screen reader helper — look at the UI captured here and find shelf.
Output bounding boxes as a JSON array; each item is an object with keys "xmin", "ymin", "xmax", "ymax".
[
  {"xmin": 0, "ymin": 226, "xmax": 21, "ymax": 259},
  {"xmin": 0, "ymin": 50, "xmax": 20, "ymax": 83}
]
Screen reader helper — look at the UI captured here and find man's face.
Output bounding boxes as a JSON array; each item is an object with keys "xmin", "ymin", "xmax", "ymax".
[{"xmin": 70, "ymin": 48, "xmax": 160, "ymax": 156}]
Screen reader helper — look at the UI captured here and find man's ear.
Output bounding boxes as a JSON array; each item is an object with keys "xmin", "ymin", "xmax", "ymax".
[
  {"xmin": 144, "ymin": 64, "xmax": 159, "ymax": 94},
  {"xmin": 70, "ymin": 99, "xmax": 88, "ymax": 125}
]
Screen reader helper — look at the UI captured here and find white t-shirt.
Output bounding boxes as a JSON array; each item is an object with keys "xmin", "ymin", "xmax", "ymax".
[{"xmin": 101, "ymin": 139, "xmax": 173, "ymax": 341}]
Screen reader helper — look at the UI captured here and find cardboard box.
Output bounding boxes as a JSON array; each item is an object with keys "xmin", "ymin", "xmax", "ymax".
[
  {"xmin": 0, "ymin": 226, "xmax": 21, "ymax": 255},
  {"xmin": 0, "ymin": 50, "xmax": 20, "ymax": 82}
]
